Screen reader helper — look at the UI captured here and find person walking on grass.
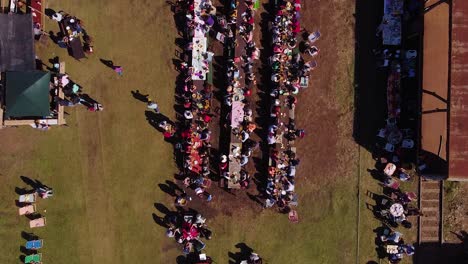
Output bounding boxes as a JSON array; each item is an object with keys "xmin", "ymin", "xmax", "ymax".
[{"xmin": 147, "ymin": 98, "xmax": 160, "ymax": 113}]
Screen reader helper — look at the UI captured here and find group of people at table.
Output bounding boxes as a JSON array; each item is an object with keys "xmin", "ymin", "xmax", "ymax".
[
  {"xmin": 262, "ymin": 0, "xmax": 314, "ymax": 220},
  {"xmin": 155, "ymin": 0, "xmax": 219, "ymax": 257},
  {"xmin": 372, "ymin": 0, "xmax": 420, "ymax": 258},
  {"xmin": 165, "ymin": 213, "xmax": 213, "ymax": 257},
  {"xmin": 50, "ymin": 11, "xmax": 93, "ymax": 59},
  {"xmin": 374, "ymin": 148, "xmax": 421, "ymax": 263},
  {"xmin": 219, "ymin": 0, "xmax": 260, "ymax": 189},
  {"xmin": 160, "ymin": 0, "xmax": 217, "ymax": 203}
]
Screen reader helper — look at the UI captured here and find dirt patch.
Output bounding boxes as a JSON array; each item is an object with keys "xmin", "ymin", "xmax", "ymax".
[{"xmin": 444, "ymin": 181, "xmax": 468, "ymax": 242}]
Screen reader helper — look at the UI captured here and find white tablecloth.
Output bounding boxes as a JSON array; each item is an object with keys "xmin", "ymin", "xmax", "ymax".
[
  {"xmin": 390, "ymin": 203, "xmax": 404, "ymax": 217},
  {"xmin": 191, "ymin": 37, "xmax": 207, "ymax": 80},
  {"xmin": 384, "ymin": 0, "xmax": 404, "ymax": 15},
  {"xmin": 231, "ymin": 101, "xmax": 245, "ymax": 128},
  {"xmin": 382, "ymin": 15, "xmax": 401, "ymax": 46}
]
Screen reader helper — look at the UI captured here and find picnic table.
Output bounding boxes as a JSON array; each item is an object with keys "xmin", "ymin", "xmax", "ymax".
[
  {"xmin": 387, "ymin": 70, "xmax": 401, "ymax": 117},
  {"xmin": 59, "ymin": 17, "xmax": 85, "ymax": 60},
  {"xmin": 382, "ymin": 15, "xmax": 401, "ymax": 46},
  {"xmin": 231, "ymin": 101, "xmax": 244, "ymax": 128},
  {"xmin": 30, "ymin": 217, "xmax": 46, "ymax": 228},
  {"xmin": 227, "ymin": 143, "xmax": 242, "ymax": 189},
  {"xmin": 384, "ymin": 163, "xmax": 397, "ymax": 176},
  {"xmin": 384, "ymin": 0, "xmax": 404, "ymax": 15},
  {"xmin": 192, "ymin": 37, "xmax": 208, "ymax": 80},
  {"xmin": 382, "ymin": 0, "xmax": 403, "ymax": 46},
  {"xmin": 390, "ymin": 203, "xmax": 404, "ymax": 217},
  {"xmin": 189, "ymin": 135, "xmax": 202, "ymax": 173}
]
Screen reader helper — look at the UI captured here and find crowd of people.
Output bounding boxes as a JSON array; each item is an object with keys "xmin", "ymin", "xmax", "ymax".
[
  {"xmin": 262, "ymin": 0, "xmax": 314, "ymax": 220},
  {"xmin": 51, "ymin": 58, "xmax": 103, "ymax": 112},
  {"xmin": 372, "ymin": 122, "xmax": 420, "ymax": 263},
  {"xmin": 378, "ymin": 226, "xmax": 415, "ymax": 263},
  {"xmin": 165, "ymin": 212, "xmax": 213, "ymax": 256},
  {"xmin": 219, "ymin": 0, "xmax": 260, "ymax": 189},
  {"xmin": 170, "ymin": 0, "xmax": 217, "ymax": 203},
  {"xmin": 370, "ymin": 1, "xmax": 420, "ymax": 261},
  {"xmin": 156, "ymin": 0, "xmax": 218, "ymax": 258}
]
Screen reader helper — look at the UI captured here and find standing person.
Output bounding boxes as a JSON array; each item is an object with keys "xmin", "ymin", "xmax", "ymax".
[
  {"xmin": 147, "ymin": 98, "xmax": 160, "ymax": 113},
  {"xmin": 113, "ymin": 66, "xmax": 123, "ymax": 76}
]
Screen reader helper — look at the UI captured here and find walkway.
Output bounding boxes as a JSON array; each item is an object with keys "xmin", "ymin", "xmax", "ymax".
[{"xmin": 419, "ymin": 180, "xmax": 442, "ymax": 243}]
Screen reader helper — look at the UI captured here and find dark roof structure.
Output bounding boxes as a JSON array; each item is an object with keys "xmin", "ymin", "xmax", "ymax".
[
  {"xmin": 448, "ymin": 0, "xmax": 468, "ymax": 181},
  {"xmin": 5, "ymin": 71, "xmax": 51, "ymax": 118},
  {"xmin": 0, "ymin": 14, "xmax": 35, "ymax": 72}
]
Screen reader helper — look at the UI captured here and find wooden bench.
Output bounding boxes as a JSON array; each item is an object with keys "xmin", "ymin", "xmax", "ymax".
[
  {"xmin": 57, "ymin": 87, "xmax": 66, "ymax": 125},
  {"xmin": 57, "ymin": 62, "xmax": 66, "ymax": 125},
  {"xmin": 0, "ymin": 107, "xmax": 3, "ymax": 128},
  {"xmin": 4, "ymin": 119, "xmax": 35, "ymax": 126}
]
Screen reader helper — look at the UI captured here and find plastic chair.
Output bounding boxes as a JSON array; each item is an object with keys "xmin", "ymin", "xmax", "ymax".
[
  {"xmin": 29, "ymin": 217, "xmax": 46, "ymax": 228},
  {"xmin": 384, "ymin": 143, "xmax": 395, "ymax": 153},
  {"xmin": 25, "ymin": 240, "xmax": 43, "ymax": 250},
  {"xmin": 307, "ymin": 31, "xmax": 321, "ymax": 44},
  {"xmin": 19, "ymin": 193, "xmax": 37, "ymax": 203},
  {"xmin": 288, "ymin": 210, "xmax": 299, "ymax": 223},
  {"xmin": 377, "ymin": 128, "xmax": 386, "ymax": 138},
  {"xmin": 24, "ymin": 253, "xmax": 41, "ymax": 264},
  {"xmin": 401, "ymin": 139, "xmax": 414, "ymax": 149},
  {"xmin": 19, "ymin": 205, "xmax": 36, "ymax": 216},
  {"xmin": 406, "ymin": 50, "xmax": 417, "ymax": 59}
]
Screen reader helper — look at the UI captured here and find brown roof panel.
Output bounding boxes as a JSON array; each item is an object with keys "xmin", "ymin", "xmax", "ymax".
[{"xmin": 449, "ymin": 0, "xmax": 468, "ymax": 180}]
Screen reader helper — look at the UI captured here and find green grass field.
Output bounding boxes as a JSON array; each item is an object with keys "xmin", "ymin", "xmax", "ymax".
[{"xmin": 0, "ymin": 0, "xmax": 413, "ymax": 263}]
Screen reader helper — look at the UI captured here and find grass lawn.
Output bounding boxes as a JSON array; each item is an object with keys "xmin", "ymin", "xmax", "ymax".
[{"xmin": 0, "ymin": 0, "xmax": 375, "ymax": 263}]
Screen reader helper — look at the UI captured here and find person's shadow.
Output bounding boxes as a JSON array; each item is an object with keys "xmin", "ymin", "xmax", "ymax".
[
  {"xmin": 20, "ymin": 176, "xmax": 46, "ymax": 190},
  {"xmin": 99, "ymin": 58, "xmax": 116, "ymax": 69},
  {"xmin": 131, "ymin": 90, "xmax": 149, "ymax": 103},
  {"xmin": 228, "ymin": 243, "xmax": 254, "ymax": 264},
  {"xmin": 44, "ymin": 8, "xmax": 56, "ymax": 18}
]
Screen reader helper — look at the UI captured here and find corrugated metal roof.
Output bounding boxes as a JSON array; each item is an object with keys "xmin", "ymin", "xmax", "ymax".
[{"xmin": 449, "ymin": 0, "xmax": 468, "ymax": 180}]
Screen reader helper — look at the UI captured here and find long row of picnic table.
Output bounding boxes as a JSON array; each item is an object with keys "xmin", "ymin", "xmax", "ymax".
[
  {"xmin": 186, "ymin": 0, "xmax": 211, "ymax": 177},
  {"xmin": 226, "ymin": 0, "xmax": 254, "ymax": 189}
]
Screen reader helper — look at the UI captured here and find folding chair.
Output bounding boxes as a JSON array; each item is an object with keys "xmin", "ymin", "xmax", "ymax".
[
  {"xmin": 401, "ymin": 139, "xmax": 414, "ymax": 149},
  {"xmin": 307, "ymin": 30, "xmax": 321, "ymax": 44},
  {"xmin": 288, "ymin": 210, "xmax": 299, "ymax": 223},
  {"xmin": 29, "ymin": 217, "xmax": 46, "ymax": 228},
  {"xmin": 19, "ymin": 205, "xmax": 36, "ymax": 216},
  {"xmin": 19, "ymin": 193, "xmax": 37, "ymax": 203},
  {"xmin": 25, "ymin": 240, "xmax": 43, "ymax": 250},
  {"xmin": 24, "ymin": 253, "xmax": 42, "ymax": 264}
]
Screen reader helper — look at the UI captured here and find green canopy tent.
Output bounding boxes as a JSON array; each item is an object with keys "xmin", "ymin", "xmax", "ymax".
[{"xmin": 5, "ymin": 71, "xmax": 51, "ymax": 118}]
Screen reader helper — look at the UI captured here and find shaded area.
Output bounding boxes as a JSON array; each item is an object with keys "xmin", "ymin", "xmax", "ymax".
[
  {"xmin": 416, "ymin": 236, "xmax": 468, "ymax": 264},
  {"xmin": 353, "ymin": 0, "xmax": 387, "ymax": 151}
]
